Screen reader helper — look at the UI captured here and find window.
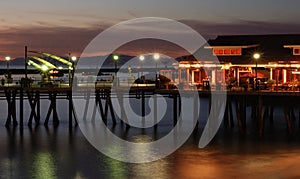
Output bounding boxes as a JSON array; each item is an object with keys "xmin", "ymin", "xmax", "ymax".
[
  {"xmin": 293, "ymin": 48, "xmax": 300, "ymax": 55},
  {"xmin": 213, "ymin": 48, "xmax": 242, "ymax": 56}
]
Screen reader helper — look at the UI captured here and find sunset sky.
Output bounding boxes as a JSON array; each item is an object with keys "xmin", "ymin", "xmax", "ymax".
[{"xmin": 1, "ymin": 0, "xmax": 300, "ymax": 58}]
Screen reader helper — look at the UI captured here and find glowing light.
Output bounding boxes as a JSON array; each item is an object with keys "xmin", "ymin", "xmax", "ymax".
[
  {"xmin": 58, "ymin": 66, "xmax": 63, "ymax": 70},
  {"xmin": 253, "ymin": 53, "xmax": 260, "ymax": 60},
  {"xmin": 41, "ymin": 65, "xmax": 49, "ymax": 72},
  {"xmin": 71, "ymin": 56, "xmax": 77, "ymax": 62},
  {"xmin": 179, "ymin": 64, "xmax": 191, "ymax": 68},
  {"xmin": 113, "ymin": 54, "xmax": 119, "ymax": 61},
  {"xmin": 223, "ymin": 64, "xmax": 231, "ymax": 70},
  {"xmin": 153, "ymin": 53, "xmax": 160, "ymax": 60},
  {"xmin": 139, "ymin": 55, "xmax": 145, "ymax": 61},
  {"xmin": 5, "ymin": 56, "xmax": 10, "ymax": 61}
]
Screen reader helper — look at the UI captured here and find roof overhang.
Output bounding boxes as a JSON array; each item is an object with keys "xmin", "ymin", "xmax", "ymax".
[
  {"xmin": 204, "ymin": 44, "xmax": 259, "ymax": 49},
  {"xmin": 284, "ymin": 45, "xmax": 300, "ymax": 48}
]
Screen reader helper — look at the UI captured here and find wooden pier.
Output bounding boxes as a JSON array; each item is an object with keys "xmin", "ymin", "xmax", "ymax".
[{"xmin": 1, "ymin": 86, "xmax": 300, "ymax": 137}]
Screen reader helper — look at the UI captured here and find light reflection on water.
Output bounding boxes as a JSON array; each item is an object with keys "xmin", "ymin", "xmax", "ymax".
[
  {"xmin": 32, "ymin": 152, "xmax": 56, "ymax": 179},
  {"xmin": 172, "ymin": 146, "xmax": 300, "ymax": 178},
  {"xmin": 0, "ymin": 98, "xmax": 300, "ymax": 178},
  {"xmin": 0, "ymin": 124, "xmax": 300, "ymax": 178}
]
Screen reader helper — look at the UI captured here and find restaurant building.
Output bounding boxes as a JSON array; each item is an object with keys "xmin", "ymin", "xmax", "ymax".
[{"xmin": 176, "ymin": 34, "xmax": 300, "ymax": 90}]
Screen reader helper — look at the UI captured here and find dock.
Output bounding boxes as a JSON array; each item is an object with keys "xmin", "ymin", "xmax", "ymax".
[{"xmin": 1, "ymin": 84, "xmax": 300, "ymax": 137}]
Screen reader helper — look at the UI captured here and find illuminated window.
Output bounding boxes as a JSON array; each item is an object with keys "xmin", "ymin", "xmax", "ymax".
[
  {"xmin": 224, "ymin": 49, "xmax": 230, "ymax": 54},
  {"xmin": 294, "ymin": 48, "xmax": 300, "ymax": 55},
  {"xmin": 213, "ymin": 48, "xmax": 242, "ymax": 56}
]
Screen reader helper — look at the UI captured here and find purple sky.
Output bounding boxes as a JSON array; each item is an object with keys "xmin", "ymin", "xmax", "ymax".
[{"xmin": 1, "ymin": 0, "xmax": 300, "ymax": 58}]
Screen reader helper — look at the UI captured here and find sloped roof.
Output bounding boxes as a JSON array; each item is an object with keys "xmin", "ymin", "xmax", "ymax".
[{"xmin": 178, "ymin": 34, "xmax": 300, "ymax": 64}]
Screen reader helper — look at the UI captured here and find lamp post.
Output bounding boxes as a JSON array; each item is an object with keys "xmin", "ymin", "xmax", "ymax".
[
  {"xmin": 113, "ymin": 54, "xmax": 119, "ymax": 76},
  {"xmin": 113, "ymin": 54, "xmax": 119, "ymax": 86},
  {"xmin": 71, "ymin": 56, "xmax": 77, "ymax": 86},
  {"xmin": 5, "ymin": 56, "xmax": 10, "ymax": 86},
  {"xmin": 153, "ymin": 53, "xmax": 160, "ymax": 79},
  {"xmin": 41, "ymin": 65, "xmax": 49, "ymax": 84},
  {"xmin": 68, "ymin": 53, "xmax": 77, "ymax": 87},
  {"xmin": 139, "ymin": 55, "xmax": 145, "ymax": 78},
  {"xmin": 6, "ymin": 56, "xmax": 10, "ymax": 84},
  {"xmin": 5, "ymin": 56, "xmax": 10, "ymax": 75},
  {"xmin": 253, "ymin": 53, "xmax": 260, "ymax": 91},
  {"xmin": 153, "ymin": 53, "xmax": 160, "ymax": 88}
]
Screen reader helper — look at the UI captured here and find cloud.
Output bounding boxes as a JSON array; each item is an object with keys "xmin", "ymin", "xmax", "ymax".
[
  {"xmin": 179, "ymin": 19, "xmax": 300, "ymax": 38},
  {"xmin": 1, "ymin": 19, "xmax": 300, "ymax": 58},
  {"xmin": 0, "ymin": 25, "xmax": 109, "ymax": 58}
]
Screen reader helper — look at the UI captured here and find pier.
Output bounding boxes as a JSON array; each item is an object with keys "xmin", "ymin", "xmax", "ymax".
[{"xmin": 1, "ymin": 85, "xmax": 300, "ymax": 137}]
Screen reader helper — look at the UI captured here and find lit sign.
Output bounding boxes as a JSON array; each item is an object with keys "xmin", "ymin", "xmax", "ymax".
[{"xmin": 213, "ymin": 48, "xmax": 241, "ymax": 56}]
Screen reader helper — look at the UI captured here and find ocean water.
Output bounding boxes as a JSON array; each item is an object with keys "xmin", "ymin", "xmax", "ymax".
[{"xmin": 0, "ymin": 97, "xmax": 300, "ymax": 178}]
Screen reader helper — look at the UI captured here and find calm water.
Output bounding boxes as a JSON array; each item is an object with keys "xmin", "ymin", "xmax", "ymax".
[{"xmin": 0, "ymin": 98, "xmax": 300, "ymax": 178}]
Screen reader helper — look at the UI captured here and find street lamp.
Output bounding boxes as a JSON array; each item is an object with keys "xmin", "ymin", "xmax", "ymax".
[
  {"xmin": 113, "ymin": 54, "xmax": 119, "ymax": 76},
  {"xmin": 253, "ymin": 53, "xmax": 260, "ymax": 90},
  {"xmin": 71, "ymin": 56, "xmax": 77, "ymax": 86},
  {"xmin": 113, "ymin": 54, "xmax": 119, "ymax": 86},
  {"xmin": 68, "ymin": 53, "xmax": 77, "ymax": 86},
  {"xmin": 5, "ymin": 56, "xmax": 11, "ymax": 86},
  {"xmin": 71, "ymin": 56, "xmax": 77, "ymax": 62},
  {"xmin": 153, "ymin": 53, "xmax": 160, "ymax": 79},
  {"xmin": 153, "ymin": 53, "xmax": 160, "ymax": 88},
  {"xmin": 5, "ymin": 56, "xmax": 10, "ymax": 74},
  {"xmin": 139, "ymin": 55, "xmax": 145, "ymax": 77}
]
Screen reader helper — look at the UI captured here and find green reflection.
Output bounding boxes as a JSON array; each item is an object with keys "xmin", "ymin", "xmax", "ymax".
[
  {"xmin": 105, "ymin": 157, "xmax": 127, "ymax": 179},
  {"xmin": 32, "ymin": 152, "xmax": 57, "ymax": 179},
  {"xmin": 103, "ymin": 145, "xmax": 127, "ymax": 179}
]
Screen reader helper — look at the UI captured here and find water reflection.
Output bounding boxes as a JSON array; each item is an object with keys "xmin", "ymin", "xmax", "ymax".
[
  {"xmin": 1, "ymin": 158, "xmax": 18, "ymax": 179},
  {"xmin": 173, "ymin": 146, "xmax": 300, "ymax": 178},
  {"xmin": 0, "ymin": 121, "xmax": 300, "ymax": 178},
  {"xmin": 32, "ymin": 152, "xmax": 56, "ymax": 179}
]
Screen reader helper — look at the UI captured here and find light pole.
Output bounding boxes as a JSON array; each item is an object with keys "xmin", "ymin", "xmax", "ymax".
[
  {"xmin": 153, "ymin": 53, "xmax": 160, "ymax": 79},
  {"xmin": 153, "ymin": 53, "xmax": 160, "ymax": 88},
  {"xmin": 5, "ymin": 56, "xmax": 10, "ymax": 75},
  {"xmin": 113, "ymin": 54, "xmax": 119, "ymax": 75},
  {"xmin": 41, "ymin": 65, "xmax": 49, "ymax": 84},
  {"xmin": 139, "ymin": 55, "xmax": 145, "ymax": 78},
  {"xmin": 113, "ymin": 54, "xmax": 119, "ymax": 86},
  {"xmin": 5, "ymin": 56, "xmax": 11, "ymax": 86},
  {"xmin": 71, "ymin": 56, "xmax": 77, "ymax": 86},
  {"xmin": 68, "ymin": 53, "xmax": 77, "ymax": 87},
  {"xmin": 253, "ymin": 53, "xmax": 260, "ymax": 91}
]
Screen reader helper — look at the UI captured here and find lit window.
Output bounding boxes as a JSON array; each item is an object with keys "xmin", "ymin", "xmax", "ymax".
[
  {"xmin": 213, "ymin": 48, "xmax": 241, "ymax": 56},
  {"xmin": 214, "ymin": 49, "xmax": 219, "ymax": 55},
  {"xmin": 294, "ymin": 48, "xmax": 300, "ymax": 55},
  {"xmin": 224, "ymin": 49, "xmax": 230, "ymax": 54}
]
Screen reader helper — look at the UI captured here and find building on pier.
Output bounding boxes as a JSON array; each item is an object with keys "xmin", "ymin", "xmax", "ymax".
[{"xmin": 176, "ymin": 34, "xmax": 300, "ymax": 90}]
